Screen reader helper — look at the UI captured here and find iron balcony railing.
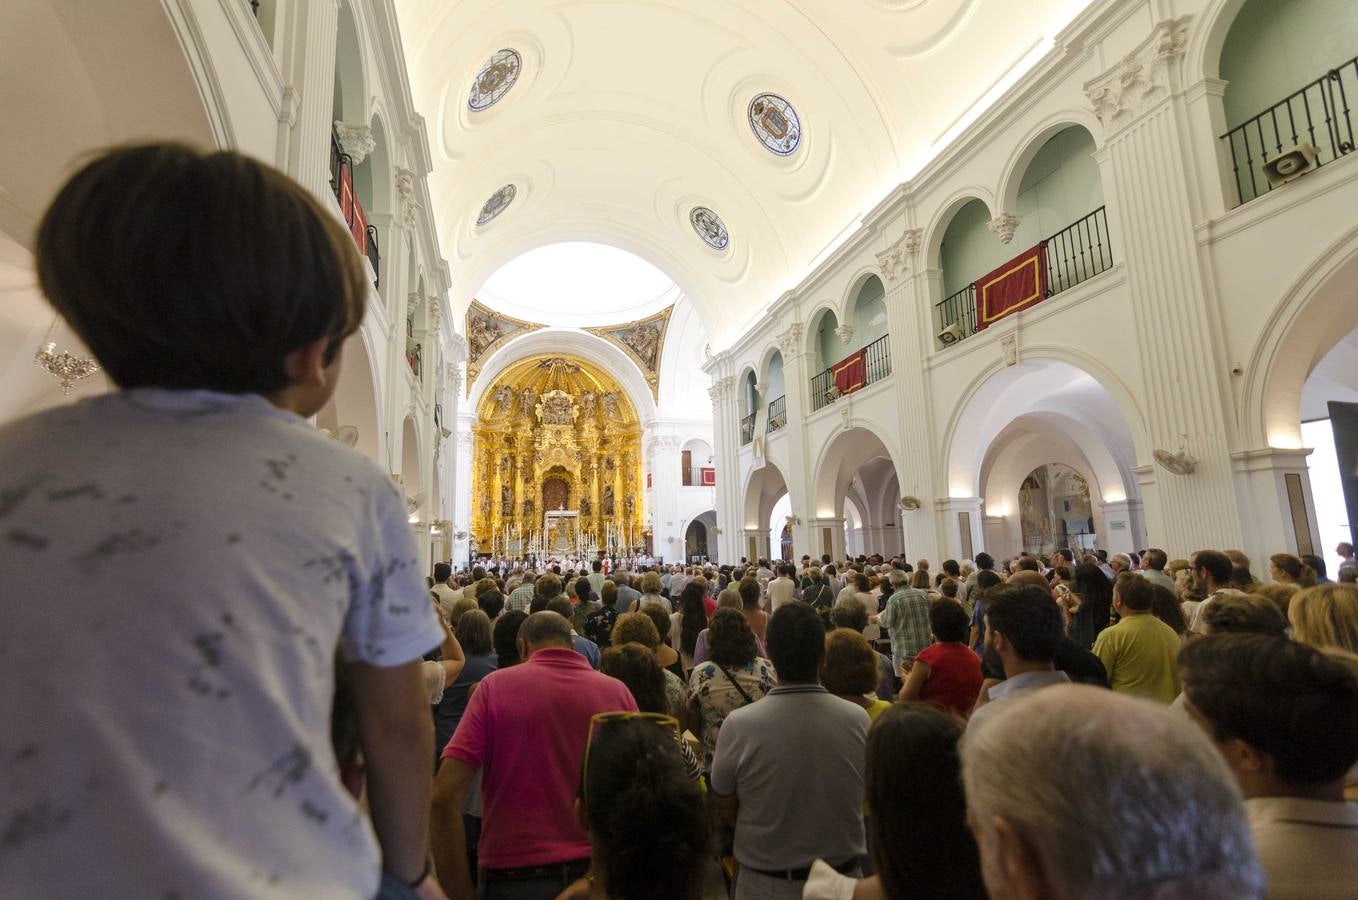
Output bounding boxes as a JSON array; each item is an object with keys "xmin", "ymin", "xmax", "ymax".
[
  {"xmin": 863, "ymin": 333, "xmax": 891, "ymax": 385},
  {"xmin": 1221, "ymin": 55, "xmax": 1357, "ymax": 207},
  {"xmin": 681, "ymin": 466, "xmax": 714, "ymax": 487},
  {"xmin": 809, "ymin": 334, "xmax": 892, "ymax": 412},
  {"xmin": 1044, "ymin": 206, "xmax": 1112, "ymax": 296},
  {"xmin": 809, "ymin": 367, "xmax": 835, "ymax": 412},
  {"xmin": 329, "ymin": 130, "xmax": 381, "ymax": 289},
  {"xmin": 936, "ymin": 206, "xmax": 1114, "ymax": 347},
  {"xmin": 739, "ymin": 412, "xmax": 756, "ymax": 446},
  {"xmin": 935, "ymin": 284, "xmax": 978, "ymax": 343},
  {"xmin": 766, "ymin": 394, "xmax": 787, "ymax": 432}
]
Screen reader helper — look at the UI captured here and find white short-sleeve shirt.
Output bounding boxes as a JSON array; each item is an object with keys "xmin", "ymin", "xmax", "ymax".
[{"xmin": 0, "ymin": 389, "xmax": 444, "ymax": 897}]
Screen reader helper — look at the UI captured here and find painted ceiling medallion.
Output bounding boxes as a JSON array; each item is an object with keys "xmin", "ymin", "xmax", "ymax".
[
  {"xmin": 477, "ymin": 184, "xmax": 516, "ymax": 226},
  {"xmin": 689, "ymin": 207, "xmax": 729, "ymax": 251},
  {"xmin": 468, "ymin": 48, "xmax": 522, "ymax": 111},
  {"xmin": 748, "ymin": 93, "xmax": 801, "ymax": 156}
]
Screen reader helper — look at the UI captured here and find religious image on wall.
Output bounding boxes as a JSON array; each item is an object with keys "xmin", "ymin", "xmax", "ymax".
[
  {"xmin": 584, "ymin": 305, "xmax": 672, "ymax": 399},
  {"xmin": 1018, "ymin": 463, "xmax": 1094, "ymax": 556},
  {"xmin": 471, "ymin": 354, "xmax": 645, "ymax": 557},
  {"xmin": 464, "ymin": 300, "xmax": 544, "ymax": 391}
]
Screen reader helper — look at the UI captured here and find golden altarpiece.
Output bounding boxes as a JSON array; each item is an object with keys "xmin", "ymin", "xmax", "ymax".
[{"xmin": 471, "ymin": 355, "xmax": 644, "ymax": 555}]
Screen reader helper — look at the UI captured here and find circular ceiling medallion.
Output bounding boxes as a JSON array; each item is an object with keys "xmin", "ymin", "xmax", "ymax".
[
  {"xmin": 690, "ymin": 207, "xmax": 729, "ymax": 251},
  {"xmin": 468, "ymin": 48, "xmax": 522, "ymax": 111},
  {"xmin": 477, "ymin": 184, "xmax": 517, "ymax": 226},
  {"xmin": 748, "ymin": 93, "xmax": 802, "ymax": 156}
]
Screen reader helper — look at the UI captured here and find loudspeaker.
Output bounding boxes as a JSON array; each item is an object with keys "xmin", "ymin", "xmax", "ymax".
[
  {"xmin": 937, "ymin": 323, "xmax": 963, "ymax": 345},
  {"xmin": 1263, "ymin": 143, "xmax": 1319, "ymax": 187}
]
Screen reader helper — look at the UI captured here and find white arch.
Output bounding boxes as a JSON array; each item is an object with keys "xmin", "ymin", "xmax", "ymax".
[
  {"xmin": 1186, "ymin": 0, "xmax": 1251, "ymax": 82},
  {"xmin": 923, "ymin": 188, "xmax": 996, "ymax": 271},
  {"xmin": 810, "ymin": 421, "xmax": 906, "ymax": 519},
  {"xmin": 941, "ymin": 354, "xmax": 1147, "ymax": 501},
  {"xmin": 840, "ymin": 266, "xmax": 887, "ymax": 323},
  {"xmin": 1242, "ymin": 225, "xmax": 1358, "ymax": 448},
  {"xmin": 994, "ymin": 116, "xmax": 1104, "ymax": 214},
  {"xmin": 742, "ymin": 459, "xmax": 793, "ymax": 530},
  {"xmin": 468, "ymin": 328, "xmax": 658, "ymax": 422}
]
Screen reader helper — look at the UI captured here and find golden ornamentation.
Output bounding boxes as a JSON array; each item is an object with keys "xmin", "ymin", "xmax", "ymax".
[{"xmin": 472, "ymin": 353, "xmax": 644, "ymax": 555}]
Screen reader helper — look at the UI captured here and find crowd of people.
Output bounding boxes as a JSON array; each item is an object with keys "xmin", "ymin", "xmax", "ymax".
[
  {"xmin": 414, "ymin": 542, "xmax": 1358, "ymax": 899},
  {"xmin": 5, "ymin": 146, "xmax": 1357, "ymax": 900}
]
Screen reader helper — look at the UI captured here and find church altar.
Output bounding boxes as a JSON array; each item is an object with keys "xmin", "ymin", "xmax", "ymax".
[{"xmin": 471, "ymin": 355, "xmax": 645, "ymax": 556}]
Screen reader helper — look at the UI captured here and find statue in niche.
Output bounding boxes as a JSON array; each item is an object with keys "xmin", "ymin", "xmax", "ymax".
[
  {"xmin": 579, "ymin": 391, "xmax": 597, "ymax": 419},
  {"xmin": 518, "ymin": 387, "xmax": 537, "ymax": 417},
  {"xmin": 580, "ymin": 497, "xmax": 591, "ymax": 516},
  {"xmin": 522, "ymin": 498, "xmax": 535, "ymax": 517},
  {"xmin": 624, "ymin": 496, "xmax": 635, "ymax": 518},
  {"xmin": 601, "ymin": 392, "xmax": 621, "ymax": 419},
  {"xmin": 501, "ymin": 484, "xmax": 513, "ymax": 516},
  {"xmin": 602, "ymin": 485, "xmax": 615, "ymax": 517},
  {"xmin": 492, "ymin": 385, "xmax": 514, "ymax": 416},
  {"xmin": 604, "ymin": 456, "xmax": 615, "ymax": 474}
]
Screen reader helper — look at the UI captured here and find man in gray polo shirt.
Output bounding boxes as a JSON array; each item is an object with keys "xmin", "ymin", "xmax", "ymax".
[{"xmin": 711, "ymin": 601, "xmax": 867, "ymax": 899}]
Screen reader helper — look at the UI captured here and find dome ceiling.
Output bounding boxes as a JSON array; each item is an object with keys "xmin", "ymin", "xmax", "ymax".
[{"xmin": 395, "ymin": 0, "xmax": 1093, "ymax": 336}]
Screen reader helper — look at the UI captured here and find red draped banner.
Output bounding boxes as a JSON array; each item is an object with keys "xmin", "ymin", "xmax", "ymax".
[
  {"xmin": 832, "ymin": 348, "xmax": 867, "ymax": 395},
  {"xmin": 336, "ymin": 159, "xmax": 368, "ymax": 254},
  {"xmin": 700, "ymin": 467, "xmax": 716, "ymax": 486},
  {"xmin": 976, "ymin": 244, "xmax": 1047, "ymax": 331}
]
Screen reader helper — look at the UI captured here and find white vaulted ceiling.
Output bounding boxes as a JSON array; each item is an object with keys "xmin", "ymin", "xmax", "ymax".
[{"xmin": 396, "ymin": 0, "xmax": 1092, "ymax": 335}]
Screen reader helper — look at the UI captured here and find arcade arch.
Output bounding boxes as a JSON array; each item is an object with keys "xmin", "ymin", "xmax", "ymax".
[
  {"xmin": 812, "ymin": 426, "xmax": 904, "ymax": 558},
  {"xmin": 743, "ymin": 462, "xmax": 791, "ymax": 562}
]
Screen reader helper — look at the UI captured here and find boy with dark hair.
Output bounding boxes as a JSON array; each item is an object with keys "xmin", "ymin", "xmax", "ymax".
[{"xmin": 1, "ymin": 146, "xmax": 444, "ymax": 897}]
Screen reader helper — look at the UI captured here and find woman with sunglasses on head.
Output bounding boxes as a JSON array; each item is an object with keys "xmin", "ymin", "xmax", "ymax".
[{"xmin": 561, "ymin": 715, "xmax": 709, "ymax": 900}]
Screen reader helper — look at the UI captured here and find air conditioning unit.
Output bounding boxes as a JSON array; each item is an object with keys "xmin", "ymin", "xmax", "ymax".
[
  {"xmin": 1263, "ymin": 143, "xmax": 1319, "ymax": 187},
  {"xmin": 937, "ymin": 323, "xmax": 963, "ymax": 346}
]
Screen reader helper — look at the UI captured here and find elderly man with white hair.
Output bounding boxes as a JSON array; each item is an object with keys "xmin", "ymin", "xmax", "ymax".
[{"xmin": 961, "ymin": 684, "xmax": 1264, "ymax": 900}]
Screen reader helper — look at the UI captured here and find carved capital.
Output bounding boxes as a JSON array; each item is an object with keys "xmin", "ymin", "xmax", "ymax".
[
  {"xmin": 1085, "ymin": 16, "xmax": 1192, "ymax": 131},
  {"xmin": 776, "ymin": 323, "xmax": 803, "ymax": 357},
  {"xmin": 408, "ymin": 292, "xmax": 424, "ymax": 314},
  {"xmin": 395, "ymin": 167, "xmax": 420, "ymax": 230},
  {"xmin": 835, "ymin": 324, "xmax": 855, "ymax": 345},
  {"xmin": 875, "ymin": 227, "xmax": 922, "ymax": 286},
  {"xmin": 428, "ymin": 304, "xmax": 443, "ymax": 333},
  {"xmin": 333, "ymin": 122, "xmax": 376, "ymax": 164},
  {"xmin": 987, "ymin": 214, "xmax": 1022, "ymax": 244}
]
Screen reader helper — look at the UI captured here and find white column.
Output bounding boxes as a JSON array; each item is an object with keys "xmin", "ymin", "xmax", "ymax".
[
  {"xmin": 1100, "ymin": 499, "xmax": 1146, "ymax": 556},
  {"xmin": 1088, "ymin": 17, "xmax": 1246, "ymax": 552},
  {"xmin": 279, "ymin": 0, "xmax": 339, "ymax": 199},
  {"xmin": 937, "ymin": 497, "xmax": 984, "ymax": 561},
  {"xmin": 775, "ymin": 324, "xmax": 816, "ymax": 555},
  {"xmin": 878, "ymin": 226, "xmax": 942, "ymax": 563},
  {"xmin": 454, "ymin": 410, "xmax": 475, "ymax": 567},
  {"xmin": 648, "ymin": 432, "xmax": 684, "ymax": 564},
  {"xmin": 1232, "ymin": 448, "xmax": 1321, "ymax": 562},
  {"xmin": 707, "ymin": 372, "xmax": 742, "ymax": 564}
]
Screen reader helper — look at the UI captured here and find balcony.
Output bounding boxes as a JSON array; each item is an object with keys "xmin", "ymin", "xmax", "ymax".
[
  {"xmin": 329, "ymin": 131, "xmax": 381, "ymax": 288},
  {"xmin": 681, "ymin": 466, "xmax": 716, "ymax": 487},
  {"xmin": 740, "ymin": 412, "xmax": 756, "ymax": 446},
  {"xmin": 766, "ymin": 394, "xmax": 787, "ymax": 432},
  {"xmin": 936, "ymin": 206, "xmax": 1113, "ymax": 346},
  {"xmin": 810, "ymin": 333, "xmax": 892, "ymax": 412},
  {"xmin": 1222, "ymin": 56, "xmax": 1357, "ymax": 208}
]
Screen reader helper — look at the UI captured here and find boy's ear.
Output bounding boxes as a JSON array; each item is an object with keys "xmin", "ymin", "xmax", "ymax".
[{"xmin": 282, "ymin": 336, "xmax": 334, "ymax": 390}]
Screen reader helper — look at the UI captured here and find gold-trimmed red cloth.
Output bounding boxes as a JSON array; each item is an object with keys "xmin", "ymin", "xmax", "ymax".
[
  {"xmin": 700, "ymin": 467, "xmax": 716, "ymax": 486},
  {"xmin": 832, "ymin": 349, "xmax": 867, "ymax": 395},
  {"xmin": 976, "ymin": 244, "xmax": 1047, "ymax": 330}
]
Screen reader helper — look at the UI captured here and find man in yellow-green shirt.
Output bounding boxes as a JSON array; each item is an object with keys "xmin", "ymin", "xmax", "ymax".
[{"xmin": 1093, "ymin": 573, "xmax": 1182, "ymax": 703}]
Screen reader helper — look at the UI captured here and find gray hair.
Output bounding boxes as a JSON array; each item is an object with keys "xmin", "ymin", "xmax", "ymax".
[
  {"xmin": 517, "ymin": 611, "xmax": 575, "ymax": 649},
  {"xmin": 888, "ymin": 569, "xmax": 908, "ymax": 587},
  {"xmin": 961, "ymin": 685, "xmax": 1263, "ymax": 900}
]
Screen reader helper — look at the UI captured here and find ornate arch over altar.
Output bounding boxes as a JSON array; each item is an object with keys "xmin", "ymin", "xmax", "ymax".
[{"xmin": 472, "ymin": 354, "xmax": 644, "ymax": 555}]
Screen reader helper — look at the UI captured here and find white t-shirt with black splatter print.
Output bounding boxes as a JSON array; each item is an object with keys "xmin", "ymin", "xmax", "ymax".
[{"xmin": 0, "ymin": 389, "xmax": 443, "ymax": 897}]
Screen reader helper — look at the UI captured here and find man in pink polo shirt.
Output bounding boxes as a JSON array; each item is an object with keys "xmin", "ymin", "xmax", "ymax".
[{"xmin": 430, "ymin": 611, "xmax": 636, "ymax": 898}]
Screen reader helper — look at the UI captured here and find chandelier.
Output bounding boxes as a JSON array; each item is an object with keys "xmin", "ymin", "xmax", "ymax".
[{"xmin": 34, "ymin": 321, "xmax": 99, "ymax": 395}]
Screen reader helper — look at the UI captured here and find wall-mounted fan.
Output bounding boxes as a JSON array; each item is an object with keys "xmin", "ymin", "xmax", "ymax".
[
  {"xmin": 899, "ymin": 495, "xmax": 922, "ymax": 511},
  {"xmin": 1153, "ymin": 448, "xmax": 1197, "ymax": 476},
  {"xmin": 405, "ymin": 492, "xmax": 426, "ymax": 516},
  {"xmin": 322, "ymin": 425, "xmax": 359, "ymax": 447}
]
